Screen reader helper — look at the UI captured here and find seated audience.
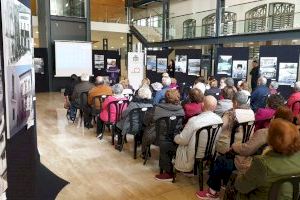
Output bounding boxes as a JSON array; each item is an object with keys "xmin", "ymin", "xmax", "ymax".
[
  {"xmin": 115, "ymin": 87, "xmax": 153, "ymax": 150},
  {"xmin": 193, "ymin": 76, "xmax": 206, "ymax": 94},
  {"xmin": 234, "ymin": 119, "xmax": 300, "ymax": 200},
  {"xmin": 153, "ymin": 76, "xmax": 172, "ymax": 105},
  {"xmin": 141, "ymin": 90, "xmax": 184, "ymax": 181},
  {"xmin": 254, "ymin": 94, "xmax": 285, "ymax": 131},
  {"xmin": 215, "ymin": 86, "xmax": 236, "ymax": 117},
  {"xmin": 205, "ymin": 79, "xmax": 221, "ymax": 100},
  {"xmin": 250, "ymin": 76, "xmax": 269, "ymax": 112},
  {"xmin": 83, "ymin": 76, "xmax": 112, "ymax": 128},
  {"xmin": 64, "ymin": 74, "xmax": 79, "ymax": 108},
  {"xmin": 71, "ymin": 73, "xmax": 94, "ymax": 108},
  {"xmin": 97, "ymin": 84, "xmax": 128, "ymax": 137},
  {"xmin": 174, "ymin": 96, "xmax": 222, "ymax": 173},
  {"xmin": 219, "ymin": 77, "xmax": 227, "ymax": 90},
  {"xmin": 183, "ymin": 88, "xmax": 204, "ymax": 122},
  {"xmin": 196, "ymin": 107, "xmax": 294, "ymax": 199},
  {"xmin": 269, "ymin": 81, "xmax": 279, "ymax": 95},
  {"xmin": 216, "ymin": 92, "xmax": 255, "ymax": 154},
  {"xmin": 169, "ymin": 78, "xmax": 178, "ymax": 90},
  {"xmin": 225, "ymin": 77, "xmax": 237, "ymax": 92},
  {"xmin": 287, "ymin": 81, "xmax": 300, "ymax": 116}
]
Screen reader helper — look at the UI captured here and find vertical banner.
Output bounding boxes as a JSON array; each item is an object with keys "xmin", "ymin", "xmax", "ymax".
[
  {"xmin": 128, "ymin": 52, "xmax": 144, "ymax": 90},
  {"xmin": 1, "ymin": 0, "xmax": 35, "ymax": 138}
]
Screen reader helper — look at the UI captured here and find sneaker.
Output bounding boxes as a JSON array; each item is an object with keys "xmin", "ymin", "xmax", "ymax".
[
  {"xmin": 155, "ymin": 173, "xmax": 173, "ymax": 182},
  {"xmin": 97, "ymin": 133, "xmax": 103, "ymax": 140},
  {"xmin": 196, "ymin": 189, "xmax": 220, "ymax": 200}
]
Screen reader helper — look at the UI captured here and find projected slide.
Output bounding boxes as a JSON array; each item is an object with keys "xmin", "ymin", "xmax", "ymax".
[{"xmin": 55, "ymin": 41, "xmax": 93, "ymax": 77}]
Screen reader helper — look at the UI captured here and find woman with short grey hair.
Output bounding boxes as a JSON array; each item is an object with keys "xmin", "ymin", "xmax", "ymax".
[
  {"xmin": 269, "ymin": 81, "xmax": 279, "ymax": 95},
  {"xmin": 115, "ymin": 86, "xmax": 153, "ymax": 150},
  {"xmin": 98, "ymin": 84, "xmax": 128, "ymax": 139}
]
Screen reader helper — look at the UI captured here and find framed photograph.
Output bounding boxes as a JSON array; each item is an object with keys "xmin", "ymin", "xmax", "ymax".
[
  {"xmin": 157, "ymin": 58, "xmax": 168, "ymax": 73},
  {"xmin": 200, "ymin": 59, "xmax": 210, "ymax": 70},
  {"xmin": 146, "ymin": 55, "xmax": 156, "ymax": 71},
  {"xmin": 278, "ymin": 63, "xmax": 298, "ymax": 85},
  {"xmin": 232, "ymin": 60, "xmax": 247, "ymax": 79},
  {"xmin": 33, "ymin": 58, "xmax": 44, "ymax": 74},
  {"xmin": 175, "ymin": 55, "xmax": 187, "ymax": 73},
  {"xmin": 260, "ymin": 57, "xmax": 277, "ymax": 79},
  {"xmin": 188, "ymin": 59, "xmax": 201, "ymax": 76},
  {"xmin": 94, "ymin": 54, "xmax": 104, "ymax": 70},
  {"xmin": 1, "ymin": 0, "xmax": 34, "ymax": 138},
  {"xmin": 217, "ymin": 55, "xmax": 232, "ymax": 76}
]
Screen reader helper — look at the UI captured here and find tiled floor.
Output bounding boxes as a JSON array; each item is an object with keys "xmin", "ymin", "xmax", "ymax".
[{"xmin": 36, "ymin": 92, "xmax": 200, "ymax": 200}]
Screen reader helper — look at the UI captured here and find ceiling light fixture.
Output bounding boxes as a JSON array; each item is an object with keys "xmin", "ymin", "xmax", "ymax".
[{"xmin": 120, "ymin": 36, "xmax": 124, "ymax": 40}]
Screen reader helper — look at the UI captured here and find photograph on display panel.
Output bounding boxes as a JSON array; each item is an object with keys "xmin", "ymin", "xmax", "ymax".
[
  {"xmin": 188, "ymin": 59, "xmax": 201, "ymax": 76},
  {"xmin": 94, "ymin": 54, "xmax": 104, "ymax": 70},
  {"xmin": 232, "ymin": 60, "xmax": 247, "ymax": 79},
  {"xmin": 1, "ymin": 0, "xmax": 35, "ymax": 138},
  {"xmin": 200, "ymin": 59, "xmax": 210, "ymax": 70},
  {"xmin": 217, "ymin": 55, "xmax": 232, "ymax": 76},
  {"xmin": 278, "ymin": 63, "xmax": 298, "ymax": 85},
  {"xmin": 146, "ymin": 55, "xmax": 156, "ymax": 71},
  {"xmin": 175, "ymin": 55, "xmax": 187, "ymax": 73},
  {"xmin": 33, "ymin": 58, "xmax": 44, "ymax": 74},
  {"xmin": 260, "ymin": 57, "xmax": 277, "ymax": 79},
  {"xmin": 157, "ymin": 58, "xmax": 168, "ymax": 73}
]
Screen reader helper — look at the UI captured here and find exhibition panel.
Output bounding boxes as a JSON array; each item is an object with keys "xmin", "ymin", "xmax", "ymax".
[{"xmin": 146, "ymin": 50, "xmax": 170, "ymax": 83}]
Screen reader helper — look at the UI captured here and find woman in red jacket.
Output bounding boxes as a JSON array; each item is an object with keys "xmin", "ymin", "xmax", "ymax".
[{"xmin": 183, "ymin": 88, "xmax": 204, "ymax": 123}]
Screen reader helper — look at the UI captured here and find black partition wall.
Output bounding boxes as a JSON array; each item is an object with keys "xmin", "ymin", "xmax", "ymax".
[
  {"xmin": 34, "ymin": 48, "xmax": 49, "ymax": 92},
  {"xmin": 92, "ymin": 50, "xmax": 121, "ymax": 83},
  {"xmin": 146, "ymin": 50, "xmax": 170, "ymax": 83},
  {"xmin": 174, "ymin": 49, "xmax": 202, "ymax": 86},
  {"xmin": 259, "ymin": 45, "xmax": 300, "ymax": 99},
  {"xmin": 215, "ymin": 47, "xmax": 249, "ymax": 84}
]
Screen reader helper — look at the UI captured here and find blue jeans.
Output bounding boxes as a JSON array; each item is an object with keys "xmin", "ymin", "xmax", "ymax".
[{"xmin": 207, "ymin": 155, "xmax": 236, "ymax": 191}]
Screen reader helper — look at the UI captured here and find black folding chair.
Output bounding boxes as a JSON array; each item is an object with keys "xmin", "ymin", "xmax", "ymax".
[
  {"xmin": 78, "ymin": 91, "xmax": 89, "ymax": 121},
  {"xmin": 143, "ymin": 115, "xmax": 184, "ymax": 165},
  {"xmin": 124, "ymin": 93, "xmax": 134, "ymax": 101},
  {"xmin": 97, "ymin": 100, "xmax": 129, "ymax": 144},
  {"xmin": 230, "ymin": 121, "xmax": 255, "ymax": 146},
  {"xmin": 269, "ymin": 175, "xmax": 300, "ymax": 200},
  {"xmin": 173, "ymin": 123, "xmax": 223, "ymax": 190},
  {"xmin": 120, "ymin": 107, "xmax": 151, "ymax": 159}
]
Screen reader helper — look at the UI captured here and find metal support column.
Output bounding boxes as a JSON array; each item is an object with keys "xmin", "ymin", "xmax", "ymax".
[
  {"xmin": 162, "ymin": 0, "xmax": 170, "ymax": 42},
  {"xmin": 127, "ymin": 34, "xmax": 133, "ymax": 53},
  {"xmin": 103, "ymin": 39, "xmax": 108, "ymax": 50}
]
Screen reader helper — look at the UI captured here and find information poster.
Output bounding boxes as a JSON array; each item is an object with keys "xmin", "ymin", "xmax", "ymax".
[
  {"xmin": 33, "ymin": 58, "xmax": 44, "ymax": 74},
  {"xmin": 188, "ymin": 59, "xmax": 201, "ymax": 76},
  {"xmin": 94, "ymin": 54, "xmax": 104, "ymax": 70},
  {"xmin": 157, "ymin": 58, "xmax": 167, "ymax": 73},
  {"xmin": 128, "ymin": 52, "xmax": 144, "ymax": 90},
  {"xmin": 260, "ymin": 57, "xmax": 277, "ymax": 79},
  {"xmin": 146, "ymin": 55, "xmax": 156, "ymax": 71},
  {"xmin": 278, "ymin": 63, "xmax": 298, "ymax": 85},
  {"xmin": 217, "ymin": 55, "xmax": 232, "ymax": 76},
  {"xmin": 175, "ymin": 55, "xmax": 187, "ymax": 73},
  {"xmin": 1, "ymin": 0, "xmax": 35, "ymax": 138},
  {"xmin": 232, "ymin": 60, "xmax": 247, "ymax": 79}
]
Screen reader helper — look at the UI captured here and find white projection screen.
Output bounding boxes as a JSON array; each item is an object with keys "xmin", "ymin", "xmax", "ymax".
[{"xmin": 55, "ymin": 41, "xmax": 93, "ymax": 77}]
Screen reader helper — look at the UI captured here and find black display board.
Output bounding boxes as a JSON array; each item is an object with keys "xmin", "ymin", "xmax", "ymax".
[
  {"xmin": 215, "ymin": 47, "xmax": 249, "ymax": 84},
  {"xmin": 34, "ymin": 48, "xmax": 49, "ymax": 92},
  {"xmin": 174, "ymin": 49, "xmax": 203, "ymax": 86},
  {"xmin": 92, "ymin": 50, "xmax": 121, "ymax": 84},
  {"xmin": 146, "ymin": 50, "xmax": 170, "ymax": 83},
  {"xmin": 259, "ymin": 45, "xmax": 300, "ymax": 99}
]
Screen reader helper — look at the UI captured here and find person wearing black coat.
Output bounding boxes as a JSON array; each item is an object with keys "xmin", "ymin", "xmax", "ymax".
[
  {"xmin": 167, "ymin": 59, "xmax": 175, "ymax": 78},
  {"xmin": 250, "ymin": 60, "xmax": 260, "ymax": 91},
  {"xmin": 141, "ymin": 89, "xmax": 184, "ymax": 181}
]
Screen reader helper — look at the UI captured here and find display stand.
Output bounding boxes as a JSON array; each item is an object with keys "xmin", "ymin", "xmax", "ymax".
[
  {"xmin": 34, "ymin": 48, "xmax": 49, "ymax": 92},
  {"xmin": 146, "ymin": 50, "xmax": 170, "ymax": 83}
]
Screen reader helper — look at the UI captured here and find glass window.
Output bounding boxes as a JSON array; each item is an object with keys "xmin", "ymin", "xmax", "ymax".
[
  {"xmin": 269, "ymin": 3, "xmax": 295, "ymax": 30},
  {"xmin": 245, "ymin": 5, "xmax": 267, "ymax": 33},
  {"xmin": 50, "ymin": 0, "xmax": 86, "ymax": 18},
  {"xmin": 183, "ymin": 19, "xmax": 196, "ymax": 39}
]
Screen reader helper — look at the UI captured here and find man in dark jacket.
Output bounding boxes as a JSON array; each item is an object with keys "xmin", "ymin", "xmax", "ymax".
[
  {"xmin": 250, "ymin": 60, "xmax": 260, "ymax": 91},
  {"xmin": 250, "ymin": 76, "xmax": 269, "ymax": 112},
  {"xmin": 71, "ymin": 73, "xmax": 94, "ymax": 108}
]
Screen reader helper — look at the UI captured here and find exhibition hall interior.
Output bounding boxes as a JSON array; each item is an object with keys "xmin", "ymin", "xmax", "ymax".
[{"xmin": 1, "ymin": 0, "xmax": 300, "ymax": 199}]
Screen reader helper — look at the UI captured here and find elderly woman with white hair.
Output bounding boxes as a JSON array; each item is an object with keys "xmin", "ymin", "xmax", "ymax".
[
  {"xmin": 115, "ymin": 87, "xmax": 154, "ymax": 150},
  {"xmin": 269, "ymin": 81, "xmax": 279, "ymax": 95},
  {"xmin": 98, "ymin": 84, "xmax": 128, "ymax": 138},
  {"xmin": 250, "ymin": 76, "xmax": 270, "ymax": 112}
]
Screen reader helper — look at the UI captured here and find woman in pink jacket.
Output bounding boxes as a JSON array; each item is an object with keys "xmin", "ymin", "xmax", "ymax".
[
  {"xmin": 98, "ymin": 84, "xmax": 128, "ymax": 138},
  {"xmin": 183, "ymin": 88, "xmax": 204, "ymax": 123}
]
